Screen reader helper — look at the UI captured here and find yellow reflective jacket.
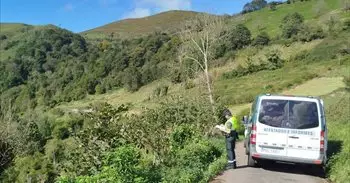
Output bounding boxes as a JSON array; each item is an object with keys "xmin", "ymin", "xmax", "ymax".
[{"xmin": 224, "ymin": 116, "xmax": 239, "ymax": 134}]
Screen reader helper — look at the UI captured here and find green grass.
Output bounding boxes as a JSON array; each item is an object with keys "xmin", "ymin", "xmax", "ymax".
[
  {"xmin": 234, "ymin": 0, "xmax": 347, "ymax": 36},
  {"xmin": 0, "ymin": 23, "xmax": 31, "ymax": 35},
  {"xmin": 323, "ymin": 90, "xmax": 350, "ymax": 183},
  {"xmin": 81, "ymin": 10, "xmax": 200, "ymax": 39}
]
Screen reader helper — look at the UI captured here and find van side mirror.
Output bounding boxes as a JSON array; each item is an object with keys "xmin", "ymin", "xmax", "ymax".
[{"xmin": 242, "ymin": 115, "xmax": 248, "ymax": 124}]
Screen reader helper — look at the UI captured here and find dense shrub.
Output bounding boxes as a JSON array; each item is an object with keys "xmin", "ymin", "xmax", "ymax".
[
  {"xmin": 343, "ymin": 19, "xmax": 350, "ymax": 31},
  {"xmin": 222, "ymin": 50, "xmax": 284, "ymax": 79},
  {"xmin": 57, "ymin": 145, "xmax": 161, "ymax": 183},
  {"xmin": 162, "ymin": 140, "xmax": 222, "ymax": 183},
  {"xmin": 184, "ymin": 80, "xmax": 196, "ymax": 89},
  {"xmin": 252, "ymin": 32, "xmax": 270, "ymax": 46},
  {"xmin": 0, "ymin": 34, "xmax": 7, "ymax": 40},
  {"xmin": 280, "ymin": 12, "xmax": 304, "ymax": 38},
  {"xmin": 225, "ymin": 24, "xmax": 252, "ymax": 50},
  {"xmin": 294, "ymin": 24, "xmax": 325, "ymax": 42}
]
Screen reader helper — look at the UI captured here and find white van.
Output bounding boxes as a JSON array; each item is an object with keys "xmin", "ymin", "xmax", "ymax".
[{"xmin": 244, "ymin": 94, "xmax": 327, "ymax": 169}]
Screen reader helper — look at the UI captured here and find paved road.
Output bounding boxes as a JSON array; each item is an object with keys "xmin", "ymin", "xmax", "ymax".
[{"xmin": 211, "ymin": 142, "xmax": 328, "ymax": 183}]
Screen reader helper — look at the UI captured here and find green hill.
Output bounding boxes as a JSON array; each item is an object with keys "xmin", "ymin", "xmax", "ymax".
[
  {"xmin": 0, "ymin": 0, "xmax": 350, "ymax": 182},
  {"xmin": 81, "ymin": 10, "xmax": 200, "ymax": 39},
  {"xmin": 0, "ymin": 23, "xmax": 32, "ymax": 36}
]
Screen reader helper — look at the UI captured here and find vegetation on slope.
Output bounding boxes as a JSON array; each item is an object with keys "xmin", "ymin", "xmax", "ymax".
[
  {"xmin": 0, "ymin": 0, "xmax": 349, "ymax": 182},
  {"xmin": 324, "ymin": 89, "xmax": 350, "ymax": 183},
  {"xmin": 82, "ymin": 10, "xmax": 200, "ymax": 39}
]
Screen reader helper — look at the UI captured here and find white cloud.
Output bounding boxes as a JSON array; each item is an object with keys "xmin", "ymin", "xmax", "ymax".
[
  {"xmin": 140, "ymin": 0, "xmax": 191, "ymax": 11},
  {"xmin": 122, "ymin": 0, "xmax": 191, "ymax": 19},
  {"xmin": 123, "ymin": 8, "xmax": 151, "ymax": 19},
  {"xmin": 64, "ymin": 3, "xmax": 74, "ymax": 12}
]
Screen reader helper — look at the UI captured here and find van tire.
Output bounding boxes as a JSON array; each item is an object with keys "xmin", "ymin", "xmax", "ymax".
[{"xmin": 247, "ymin": 153, "xmax": 256, "ymax": 167}]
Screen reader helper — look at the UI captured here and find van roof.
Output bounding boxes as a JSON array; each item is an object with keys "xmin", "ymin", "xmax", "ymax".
[{"xmin": 258, "ymin": 93, "xmax": 321, "ymax": 100}]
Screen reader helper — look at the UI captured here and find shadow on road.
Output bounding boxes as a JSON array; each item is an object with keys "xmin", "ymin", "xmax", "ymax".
[
  {"xmin": 244, "ymin": 140, "xmax": 344, "ymax": 178},
  {"xmin": 259, "ymin": 161, "xmax": 326, "ymax": 178}
]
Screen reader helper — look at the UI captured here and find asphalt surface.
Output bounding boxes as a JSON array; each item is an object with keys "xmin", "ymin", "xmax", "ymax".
[{"xmin": 211, "ymin": 142, "xmax": 329, "ymax": 183}]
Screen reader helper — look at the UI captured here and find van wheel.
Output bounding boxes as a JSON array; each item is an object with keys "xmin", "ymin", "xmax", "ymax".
[
  {"xmin": 247, "ymin": 153, "xmax": 256, "ymax": 167},
  {"xmin": 318, "ymin": 164, "xmax": 327, "ymax": 178}
]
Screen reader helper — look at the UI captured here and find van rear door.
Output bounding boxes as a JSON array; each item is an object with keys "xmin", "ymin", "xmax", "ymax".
[
  {"xmin": 286, "ymin": 99, "xmax": 322, "ymax": 160},
  {"xmin": 256, "ymin": 98, "xmax": 289, "ymax": 156}
]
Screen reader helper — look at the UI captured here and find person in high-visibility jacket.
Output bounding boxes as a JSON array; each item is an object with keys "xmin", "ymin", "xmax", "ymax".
[{"xmin": 222, "ymin": 108, "xmax": 239, "ymax": 169}]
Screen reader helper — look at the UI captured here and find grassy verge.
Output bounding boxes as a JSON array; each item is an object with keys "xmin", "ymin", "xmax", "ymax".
[{"xmin": 323, "ymin": 90, "xmax": 350, "ymax": 183}]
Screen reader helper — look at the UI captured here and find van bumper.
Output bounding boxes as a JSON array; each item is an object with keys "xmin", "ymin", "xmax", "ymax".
[{"xmin": 250, "ymin": 146, "xmax": 325, "ymax": 165}]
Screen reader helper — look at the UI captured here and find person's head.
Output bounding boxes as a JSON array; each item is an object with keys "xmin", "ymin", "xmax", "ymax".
[{"xmin": 222, "ymin": 108, "xmax": 232, "ymax": 120}]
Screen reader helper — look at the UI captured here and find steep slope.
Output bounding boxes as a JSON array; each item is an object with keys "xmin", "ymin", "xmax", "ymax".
[
  {"xmin": 233, "ymin": 0, "xmax": 348, "ymax": 36},
  {"xmin": 81, "ymin": 10, "xmax": 200, "ymax": 39}
]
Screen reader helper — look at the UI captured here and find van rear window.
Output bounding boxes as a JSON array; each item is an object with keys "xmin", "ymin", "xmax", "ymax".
[{"xmin": 258, "ymin": 99, "xmax": 319, "ymax": 129}]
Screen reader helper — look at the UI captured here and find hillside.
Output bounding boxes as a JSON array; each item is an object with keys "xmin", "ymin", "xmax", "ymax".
[
  {"xmin": 0, "ymin": 23, "xmax": 33, "ymax": 36},
  {"xmin": 81, "ymin": 10, "xmax": 200, "ymax": 39},
  {"xmin": 0, "ymin": 0, "xmax": 350, "ymax": 182}
]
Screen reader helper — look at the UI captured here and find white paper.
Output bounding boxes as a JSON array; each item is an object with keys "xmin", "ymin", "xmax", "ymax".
[{"xmin": 215, "ymin": 124, "xmax": 227, "ymax": 132}]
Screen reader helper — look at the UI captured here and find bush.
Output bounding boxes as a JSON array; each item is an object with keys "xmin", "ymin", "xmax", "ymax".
[
  {"xmin": 222, "ymin": 50, "xmax": 284, "ymax": 79},
  {"xmin": 265, "ymin": 50, "xmax": 284, "ymax": 70},
  {"xmin": 163, "ymin": 140, "xmax": 222, "ymax": 183},
  {"xmin": 225, "ymin": 24, "xmax": 252, "ymax": 51},
  {"xmin": 170, "ymin": 68, "xmax": 184, "ymax": 84},
  {"xmin": 57, "ymin": 145, "xmax": 161, "ymax": 183},
  {"xmin": 170, "ymin": 125, "xmax": 196, "ymax": 150},
  {"xmin": 95, "ymin": 84, "xmax": 106, "ymax": 94},
  {"xmin": 252, "ymin": 32, "xmax": 270, "ymax": 46},
  {"xmin": 184, "ymin": 80, "xmax": 196, "ymax": 89},
  {"xmin": 295, "ymin": 24, "xmax": 325, "ymax": 42},
  {"xmin": 0, "ymin": 34, "xmax": 7, "ymax": 40},
  {"xmin": 280, "ymin": 12, "xmax": 304, "ymax": 38},
  {"xmin": 343, "ymin": 19, "xmax": 350, "ymax": 31},
  {"xmin": 152, "ymin": 85, "xmax": 169, "ymax": 98}
]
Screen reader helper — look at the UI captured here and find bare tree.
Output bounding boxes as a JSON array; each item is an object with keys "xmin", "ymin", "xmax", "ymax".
[{"xmin": 179, "ymin": 14, "xmax": 226, "ymax": 117}]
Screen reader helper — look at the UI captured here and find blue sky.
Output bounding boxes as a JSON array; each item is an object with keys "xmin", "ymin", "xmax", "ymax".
[{"xmin": 1, "ymin": 0, "xmax": 272, "ymax": 33}]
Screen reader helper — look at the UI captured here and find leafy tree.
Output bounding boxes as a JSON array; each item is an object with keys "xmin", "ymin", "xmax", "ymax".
[
  {"xmin": 226, "ymin": 24, "xmax": 252, "ymax": 50},
  {"xmin": 242, "ymin": 0, "xmax": 268, "ymax": 14},
  {"xmin": 280, "ymin": 12, "xmax": 304, "ymax": 38},
  {"xmin": 123, "ymin": 67, "xmax": 142, "ymax": 92}
]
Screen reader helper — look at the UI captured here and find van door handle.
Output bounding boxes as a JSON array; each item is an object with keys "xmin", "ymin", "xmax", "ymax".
[{"xmin": 289, "ymin": 136, "xmax": 299, "ymax": 139}]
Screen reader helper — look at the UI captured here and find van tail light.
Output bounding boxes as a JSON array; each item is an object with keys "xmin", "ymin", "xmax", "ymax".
[
  {"xmin": 250, "ymin": 125, "xmax": 257, "ymax": 145},
  {"xmin": 320, "ymin": 130, "xmax": 325, "ymax": 152}
]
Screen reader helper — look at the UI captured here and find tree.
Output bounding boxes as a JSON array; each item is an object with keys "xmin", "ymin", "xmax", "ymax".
[
  {"xmin": 179, "ymin": 14, "xmax": 225, "ymax": 117},
  {"xmin": 280, "ymin": 12, "xmax": 304, "ymax": 38},
  {"xmin": 123, "ymin": 67, "xmax": 142, "ymax": 92},
  {"xmin": 225, "ymin": 24, "xmax": 252, "ymax": 51},
  {"xmin": 242, "ymin": 0, "xmax": 268, "ymax": 14},
  {"xmin": 252, "ymin": 31, "xmax": 270, "ymax": 46}
]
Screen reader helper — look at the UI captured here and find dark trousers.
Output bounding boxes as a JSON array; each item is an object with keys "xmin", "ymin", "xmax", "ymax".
[{"xmin": 225, "ymin": 133, "xmax": 236, "ymax": 164}]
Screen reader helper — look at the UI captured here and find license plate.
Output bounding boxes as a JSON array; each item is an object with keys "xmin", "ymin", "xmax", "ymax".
[{"xmin": 261, "ymin": 147, "xmax": 280, "ymax": 154}]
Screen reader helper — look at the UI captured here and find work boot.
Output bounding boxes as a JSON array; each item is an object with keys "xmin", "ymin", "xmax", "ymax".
[{"xmin": 225, "ymin": 163, "xmax": 235, "ymax": 170}]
